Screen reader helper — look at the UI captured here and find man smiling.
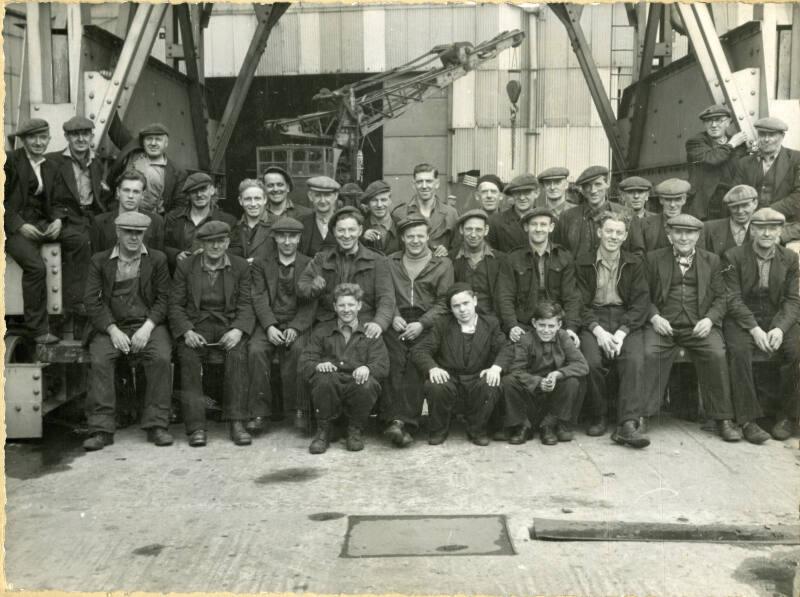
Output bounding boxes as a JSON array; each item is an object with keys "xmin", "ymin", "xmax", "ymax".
[
  {"xmin": 703, "ymin": 185, "xmax": 758, "ymax": 255},
  {"xmin": 361, "ymin": 180, "xmax": 399, "ymax": 255},
  {"xmin": 262, "ymin": 165, "xmax": 311, "ymax": 224},
  {"xmin": 229, "ymin": 179, "xmax": 273, "ymax": 263}
]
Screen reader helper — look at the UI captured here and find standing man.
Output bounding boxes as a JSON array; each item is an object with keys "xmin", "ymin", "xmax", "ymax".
[
  {"xmin": 487, "ymin": 174, "xmax": 537, "ymax": 253},
  {"xmin": 228, "ymin": 179, "xmax": 274, "ymax": 264},
  {"xmin": 475, "ymin": 174, "xmax": 505, "ymax": 216},
  {"xmin": 360, "ymin": 180, "xmax": 400, "ymax": 256},
  {"xmin": 82, "ymin": 212, "xmax": 173, "ymax": 451},
  {"xmin": 686, "ymin": 104, "xmax": 749, "ymax": 220},
  {"xmin": 723, "ymin": 208, "xmax": 800, "ymax": 443},
  {"xmin": 169, "ymin": 221, "xmax": 255, "ymax": 447},
  {"xmin": 248, "ymin": 217, "xmax": 316, "ymax": 433},
  {"xmin": 574, "ymin": 212, "xmax": 650, "ymax": 442},
  {"xmin": 411, "ymin": 283, "xmax": 508, "ymax": 446},
  {"xmin": 383, "ymin": 215, "xmax": 454, "ymax": 447},
  {"xmin": 618, "ymin": 176, "xmax": 654, "ymax": 219},
  {"xmin": 339, "ymin": 182, "xmax": 363, "ymax": 208},
  {"xmin": 4, "ymin": 118, "xmax": 60, "ymax": 343},
  {"xmin": 643, "ymin": 214, "xmax": 741, "ymax": 443},
  {"xmin": 641, "ymin": 178, "xmax": 692, "ymax": 252},
  {"xmin": 262, "ymin": 165, "xmax": 311, "ymax": 224},
  {"xmin": 391, "ymin": 163, "xmax": 458, "ymax": 256},
  {"xmin": 703, "ymin": 185, "xmax": 758, "ymax": 256},
  {"xmin": 299, "ymin": 176, "xmax": 340, "ymax": 256},
  {"xmin": 535, "ymin": 167, "xmax": 574, "ymax": 219}
]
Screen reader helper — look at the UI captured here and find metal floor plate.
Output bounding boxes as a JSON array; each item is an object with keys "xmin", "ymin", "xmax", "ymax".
[{"xmin": 341, "ymin": 514, "xmax": 515, "ymax": 558}]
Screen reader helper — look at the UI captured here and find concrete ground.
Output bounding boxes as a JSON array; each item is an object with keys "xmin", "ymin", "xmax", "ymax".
[{"xmin": 5, "ymin": 414, "xmax": 800, "ymax": 596}]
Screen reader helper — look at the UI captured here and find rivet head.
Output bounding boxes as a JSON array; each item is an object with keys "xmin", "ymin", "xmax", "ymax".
[
  {"xmin": 33, "ymin": 374, "xmax": 40, "ymax": 380},
  {"xmin": 14, "ymin": 406, "xmax": 21, "ymax": 412},
  {"xmin": 751, "ymin": 91, "xmax": 756, "ymax": 96},
  {"xmin": 33, "ymin": 390, "xmax": 40, "ymax": 396},
  {"xmin": 88, "ymin": 92, "xmax": 95, "ymax": 99},
  {"xmin": 88, "ymin": 73, "xmax": 94, "ymax": 79},
  {"xmin": 51, "ymin": 249, "xmax": 58, "ymax": 256},
  {"xmin": 89, "ymin": 113, "xmax": 96, "ymax": 119},
  {"xmin": 34, "ymin": 105, "xmax": 40, "ymax": 111},
  {"xmin": 52, "ymin": 287, "xmax": 59, "ymax": 292},
  {"xmin": 33, "ymin": 404, "xmax": 40, "ymax": 411}
]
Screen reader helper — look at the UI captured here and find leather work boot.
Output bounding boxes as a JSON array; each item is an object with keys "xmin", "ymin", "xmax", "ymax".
[
  {"xmin": 346, "ymin": 426, "xmax": 365, "ymax": 452},
  {"xmin": 83, "ymin": 431, "xmax": 114, "ymax": 451},
  {"xmin": 384, "ymin": 420, "xmax": 413, "ymax": 447},
  {"xmin": 771, "ymin": 418, "xmax": 795, "ymax": 441},
  {"xmin": 468, "ymin": 430, "xmax": 490, "ymax": 447},
  {"xmin": 245, "ymin": 417, "xmax": 268, "ymax": 435},
  {"xmin": 146, "ymin": 427, "xmax": 174, "ymax": 446},
  {"xmin": 611, "ymin": 419, "xmax": 650, "ymax": 449},
  {"xmin": 586, "ymin": 416, "xmax": 607, "ymax": 437},
  {"xmin": 428, "ymin": 430, "xmax": 448, "ymax": 445},
  {"xmin": 742, "ymin": 421, "xmax": 770, "ymax": 444},
  {"xmin": 556, "ymin": 421, "xmax": 574, "ymax": 442},
  {"xmin": 508, "ymin": 425, "xmax": 528, "ymax": 445},
  {"xmin": 309, "ymin": 423, "xmax": 330, "ymax": 454},
  {"xmin": 540, "ymin": 425, "xmax": 558, "ymax": 446},
  {"xmin": 188, "ymin": 429, "xmax": 207, "ymax": 447},
  {"xmin": 230, "ymin": 421, "xmax": 252, "ymax": 446},
  {"xmin": 492, "ymin": 428, "xmax": 510, "ymax": 442},
  {"xmin": 716, "ymin": 419, "xmax": 741, "ymax": 442}
]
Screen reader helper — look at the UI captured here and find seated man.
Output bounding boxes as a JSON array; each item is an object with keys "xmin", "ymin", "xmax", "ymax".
[
  {"xmin": 703, "ymin": 185, "xmax": 758, "ymax": 256},
  {"xmin": 361, "ymin": 180, "xmax": 400, "ymax": 255},
  {"xmin": 82, "ymin": 212, "xmax": 173, "ymax": 451},
  {"xmin": 300, "ymin": 283, "xmax": 388, "ymax": 454},
  {"xmin": 723, "ymin": 208, "xmax": 800, "ymax": 443},
  {"xmin": 248, "ymin": 217, "xmax": 315, "ymax": 433},
  {"xmin": 299, "ymin": 176, "xmax": 340, "ymax": 256},
  {"xmin": 169, "ymin": 221, "xmax": 255, "ymax": 447},
  {"xmin": 618, "ymin": 176, "xmax": 654, "ymax": 220},
  {"xmin": 500, "ymin": 300, "xmax": 588, "ymax": 445},
  {"xmin": 643, "ymin": 214, "xmax": 741, "ymax": 443},
  {"xmin": 228, "ymin": 179, "xmax": 274, "ymax": 264},
  {"xmin": 411, "ymin": 283, "xmax": 508, "ymax": 446},
  {"xmin": 642, "ymin": 178, "xmax": 692, "ymax": 252}
]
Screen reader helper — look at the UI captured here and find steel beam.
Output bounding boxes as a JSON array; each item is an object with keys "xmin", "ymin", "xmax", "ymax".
[
  {"xmin": 210, "ymin": 3, "xmax": 290, "ymax": 173},
  {"xmin": 176, "ymin": 4, "xmax": 211, "ymax": 171},
  {"xmin": 550, "ymin": 3, "xmax": 628, "ymax": 170},
  {"xmin": 200, "ymin": 3, "xmax": 215, "ymax": 30}
]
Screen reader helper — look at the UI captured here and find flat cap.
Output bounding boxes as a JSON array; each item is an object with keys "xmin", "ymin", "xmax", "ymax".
[
  {"xmin": 340, "ymin": 182, "xmax": 363, "ymax": 196},
  {"xmin": 331, "ymin": 206, "xmax": 364, "ymax": 227},
  {"xmin": 138, "ymin": 122, "xmax": 169, "ymax": 137},
  {"xmin": 114, "ymin": 211, "xmax": 151, "ymax": 231},
  {"xmin": 182, "ymin": 172, "xmax": 214, "ymax": 195},
  {"xmin": 263, "ymin": 165, "xmax": 294, "ymax": 191},
  {"xmin": 723, "ymin": 184, "xmax": 758, "ymax": 206},
  {"xmin": 575, "ymin": 165, "xmax": 609, "ymax": 186},
  {"xmin": 477, "ymin": 174, "xmax": 504, "ymax": 190},
  {"xmin": 654, "ymin": 178, "xmax": 691, "ymax": 197},
  {"xmin": 196, "ymin": 220, "xmax": 231, "ymax": 240},
  {"xmin": 63, "ymin": 116, "xmax": 95, "ymax": 133},
  {"xmin": 397, "ymin": 214, "xmax": 429, "ymax": 235},
  {"xmin": 270, "ymin": 216, "xmax": 304, "ymax": 234},
  {"xmin": 537, "ymin": 167, "xmax": 569, "ymax": 182},
  {"xmin": 14, "ymin": 118, "xmax": 50, "ymax": 137},
  {"xmin": 754, "ymin": 117, "xmax": 788, "ymax": 133},
  {"xmin": 619, "ymin": 176, "xmax": 653, "ymax": 191},
  {"xmin": 446, "ymin": 282, "xmax": 476, "ymax": 304},
  {"xmin": 457, "ymin": 209, "xmax": 490, "ymax": 227},
  {"xmin": 521, "ymin": 206, "xmax": 557, "ymax": 224},
  {"xmin": 666, "ymin": 214, "xmax": 703, "ymax": 231},
  {"xmin": 361, "ymin": 180, "xmax": 392, "ymax": 204},
  {"xmin": 699, "ymin": 104, "xmax": 731, "ymax": 120},
  {"xmin": 750, "ymin": 207, "xmax": 786, "ymax": 226},
  {"xmin": 504, "ymin": 174, "xmax": 539, "ymax": 194},
  {"xmin": 307, "ymin": 175, "xmax": 340, "ymax": 193}
]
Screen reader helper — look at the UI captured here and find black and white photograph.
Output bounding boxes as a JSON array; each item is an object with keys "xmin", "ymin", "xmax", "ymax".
[{"xmin": 3, "ymin": 1, "xmax": 800, "ymax": 595}]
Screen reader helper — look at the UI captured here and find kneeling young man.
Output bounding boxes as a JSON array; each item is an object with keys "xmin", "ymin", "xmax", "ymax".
[
  {"xmin": 411, "ymin": 283, "xmax": 509, "ymax": 446},
  {"xmin": 300, "ymin": 283, "xmax": 388, "ymax": 454},
  {"xmin": 500, "ymin": 301, "xmax": 588, "ymax": 445}
]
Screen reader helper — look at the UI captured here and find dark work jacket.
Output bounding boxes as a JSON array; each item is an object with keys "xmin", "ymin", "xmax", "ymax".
[
  {"xmin": 47, "ymin": 149, "xmax": 107, "ymax": 224},
  {"xmin": 733, "ymin": 147, "xmax": 800, "ymax": 220},
  {"xmin": 553, "ymin": 200, "xmax": 645, "ymax": 260},
  {"xmin": 685, "ymin": 131, "xmax": 746, "ymax": 220},
  {"xmin": 504, "ymin": 329, "xmax": 589, "ymax": 395},
  {"xmin": 496, "ymin": 243, "xmax": 582, "ymax": 333},
  {"xmin": 486, "ymin": 207, "xmax": 527, "ymax": 253},
  {"xmin": 251, "ymin": 252, "xmax": 315, "ymax": 333},
  {"xmin": 163, "ymin": 207, "xmax": 237, "ymax": 267},
  {"xmin": 168, "ymin": 252, "xmax": 255, "ymax": 339},
  {"xmin": 641, "ymin": 213, "xmax": 671, "ymax": 253},
  {"xmin": 91, "ymin": 208, "xmax": 165, "ymax": 252},
  {"xmin": 448, "ymin": 246, "xmax": 512, "ymax": 317},
  {"xmin": 3, "ymin": 147, "xmax": 57, "ymax": 233},
  {"xmin": 703, "ymin": 218, "xmax": 750, "ymax": 257},
  {"xmin": 298, "ymin": 212, "xmax": 337, "ymax": 256},
  {"xmin": 83, "ymin": 248, "xmax": 171, "ymax": 343},
  {"xmin": 299, "ymin": 320, "xmax": 389, "ymax": 380},
  {"xmin": 645, "ymin": 247, "xmax": 727, "ymax": 326},
  {"xmin": 228, "ymin": 216, "xmax": 275, "ymax": 263},
  {"xmin": 388, "ymin": 252, "xmax": 454, "ymax": 329},
  {"xmin": 574, "ymin": 250, "xmax": 650, "ymax": 334},
  {"xmin": 361, "ymin": 214, "xmax": 401, "ymax": 256},
  {"xmin": 722, "ymin": 243, "xmax": 800, "ymax": 333},
  {"xmin": 411, "ymin": 313, "xmax": 510, "ymax": 376}
]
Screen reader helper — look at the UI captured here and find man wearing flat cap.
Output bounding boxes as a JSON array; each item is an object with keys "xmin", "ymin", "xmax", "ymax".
[
  {"xmin": 474, "ymin": 174, "xmax": 505, "ymax": 216},
  {"xmin": 722, "ymin": 207, "xmax": 800, "ymax": 444},
  {"xmin": 361, "ymin": 180, "xmax": 400, "ymax": 255},
  {"xmin": 169, "ymin": 220, "xmax": 255, "ymax": 447},
  {"xmin": 4, "ymin": 118, "xmax": 60, "ymax": 343},
  {"xmin": 164, "ymin": 172, "xmax": 236, "ymax": 269},
  {"xmin": 449, "ymin": 209, "xmax": 512, "ymax": 319},
  {"xmin": 535, "ymin": 167, "xmax": 574, "ymax": 219},
  {"xmin": 703, "ymin": 185, "xmax": 758, "ymax": 255},
  {"xmin": 338, "ymin": 182, "xmax": 363, "ymax": 209},
  {"xmin": 487, "ymin": 173, "xmax": 538, "ymax": 253},
  {"xmin": 247, "ymin": 216, "xmax": 316, "ymax": 434},
  {"xmin": 228, "ymin": 179, "xmax": 274, "ymax": 264},
  {"xmin": 642, "ymin": 214, "xmax": 741, "ymax": 445},
  {"xmin": 82, "ymin": 211, "xmax": 173, "ymax": 451},
  {"xmin": 262, "ymin": 165, "xmax": 311, "ymax": 224},
  {"xmin": 299, "ymin": 176, "xmax": 340, "ymax": 256},
  {"xmin": 685, "ymin": 103, "xmax": 750, "ymax": 220},
  {"xmin": 618, "ymin": 176, "xmax": 655, "ymax": 220},
  {"xmin": 383, "ymin": 215, "xmax": 454, "ymax": 447},
  {"xmin": 107, "ymin": 115, "xmax": 187, "ymax": 214},
  {"xmin": 642, "ymin": 178, "xmax": 694, "ymax": 252}
]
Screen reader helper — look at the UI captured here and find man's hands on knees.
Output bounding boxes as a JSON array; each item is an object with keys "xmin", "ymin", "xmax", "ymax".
[
  {"xmin": 352, "ymin": 366, "xmax": 370, "ymax": 384},
  {"xmin": 429, "ymin": 367, "xmax": 450, "ymax": 384},
  {"xmin": 480, "ymin": 365, "xmax": 502, "ymax": 387}
]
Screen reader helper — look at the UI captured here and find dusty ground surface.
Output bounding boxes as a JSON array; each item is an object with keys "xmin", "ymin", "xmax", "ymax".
[{"xmin": 5, "ymin": 414, "xmax": 800, "ymax": 596}]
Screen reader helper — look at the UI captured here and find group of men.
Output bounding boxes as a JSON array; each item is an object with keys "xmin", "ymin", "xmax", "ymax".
[{"xmin": 4, "ymin": 104, "xmax": 799, "ymax": 455}]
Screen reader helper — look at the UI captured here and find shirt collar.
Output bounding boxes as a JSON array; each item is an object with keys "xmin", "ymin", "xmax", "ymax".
[
  {"xmin": 111, "ymin": 244, "xmax": 148, "ymax": 259},
  {"xmin": 753, "ymin": 243, "xmax": 776, "ymax": 261},
  {"xmin": 530, "ymin": 242, "xmax": 551, "ymax": 257},
  {"xmin": 25, "ymin": 150, "xmax": 45, "ymax": 167},
  {"xmin": 595, "ymin": 247, "xmax": 620, "ymax": 267},
  {"xmin": 456, "ymin": 243, "xmax": 494, "ymax": 260},
  {"xmin": 458, "ymin": 313, "xmax": 479, "ymax": 333},
  {"xmin": 201, "ymin": 253, "xmax": 232, "ymax": 271},
  {"xmin": 62, "ymin": 145, "xmax": 95, "ymax": 164},
  {"xmin": 337, "ymin": 319, "xmax": 361, "ymax": 333}
]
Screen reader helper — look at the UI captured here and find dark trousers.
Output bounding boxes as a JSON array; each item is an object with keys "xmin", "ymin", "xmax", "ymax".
[
  {"xmin": 86, "ymin": 324, "xmax": 172, "ymax": 433},
  {"xmin": 310, "ymin": 372, "xmax": 380, "ymax": 429},
  {"xmin": 6, "ymin": 231, "xmax": 49, "ymax": 335},
  {"xmin": 383, "ymin": 328, "xmax": 425, "ymax": 427},
  {"xmin": 424, "ymin": 374, "xmax": 500, "ymax": 435},
  {"xmin": 579, "ymin": 305, "xmax": 646, "ymax": 422},
  {"xmin": 60, "ymin": 219, "xmax": 93, "ymax": 313},
  {"xmin": 724, "ymin": 320, "xmax": 800, "ymax": 423},
  {"xmin": 176, "ymin": 319, "xmax": 249, "ymax": 433},
  {"xmin": 643, "ymin": 326, "xmax": 733, "ymax": 420},
  {"xmin": 502, "ymin": 375, "xmax": 580, "ymax": 428},
  {"xmin": 247, "ymin": 326, "xmax": 308, "ymax": 418}
]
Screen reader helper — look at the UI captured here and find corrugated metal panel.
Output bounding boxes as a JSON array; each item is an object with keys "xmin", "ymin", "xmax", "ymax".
[
  {"xmin": 384, "ymin": 8, "xmax": 407, "ymax": 69},
  {"xmin": 258, "ymin": 12, "xmax": 301, "ymax": 76},
  {"xmin": 204, "ymin": 11, "xmax": 238, "ymax": 76},
  {"xmin": 451, "ymin": 71, "xmax": 476, "ymax": 128},
  {"xmin": 475, "ymin": 70, "xmax": 499, "ymax": 127},
  {"xmin": 476, "ymin": 4, "xmax": 499, "ymax": 71},
  {"xmin": 538, "ymin": 68, "xmax": 596, "ymax": 127},
  {"xmin": 428, "ymin": 6, "xmax": 454, "ymax": 46},
  {"xmin": 340, "ymin": 9, "xmax": 364, "ymax": 72},
  {"xmin": 497, "ymin": 70, "xmax": 529, "ymax": 129},
  {"xmin": 612, "ymin": 3, "xmax": 631, "ymax": 27},
  {"xmin": 363, "ymin": 9, "xmax": 386, "ymax": 73},
  {"xmin": 589, "ymin": 67, "xmax": 614, "ymax": 127},
  {"xmin": 405, "ymin": 7, "xmax": 433, "ymax": 66},
  {"xmin": 495, "ymin": 127, "xmax": 528, "ymax": 181},
  {"xmin": 231, "ymin": 14, "xmax": 258, "ymax": 76},
  {"xmin": 538, "ymin": 7, "xmax": 571, "ymax": 69},
  {"xmin": 533, "ymin": 126, "xmax": 610, "ymax": 177},
  {"xmin": 319, "ymin": 11, "xmax": 342, "ymax": 73},
  {"xmin": 452, "ymin": 6, "xmax": 476, "ymax": 44},
  {"xmin": 298, "ymin": 12, "xmax": 321, "ymax": 74},
  {"xmin": 498, "ymin": 5, "xmax": 524, "ymax": 70},
  {"xmin": 581, "ymin": 6, "xmax": 613, "ymax": 68},
  {"xmin": 538, "ymin": 5, "xmax": 615, "ymax": 69},
  {"xmin": 451, "ymin": 128, "xmax": 476, "ymax": 177},
  {"xmin": 475, "ymin": 127, "xmax": 499, "ymax": 174}
]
